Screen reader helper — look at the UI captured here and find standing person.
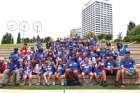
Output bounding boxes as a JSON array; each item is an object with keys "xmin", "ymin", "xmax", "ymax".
[
  {"xmin": 117, "ymin": 43, "xmax": 128, "ymax": 61},
  {"xmin": 2, "ymin": 48, "xmax": 20, "ymax": 85},
  {"xmin": 120, "ymin": 51, "xmax": 139, "ymax": 86},
  {"xmin": 20, "ymin": 43, "xmax": 28, "ymax": 58},
  {"xmin": 34, "ymin": 48, "xmax": 44, "ymax": 85}
]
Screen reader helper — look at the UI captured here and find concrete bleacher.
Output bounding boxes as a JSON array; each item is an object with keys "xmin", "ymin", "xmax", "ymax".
[
  {"xmin": 0, "ymin": 44, "xmax": 140, "ymax": 85},
  {"xmin": 0, "ymin": 44, "xmax": 140, "ymax": 63}
]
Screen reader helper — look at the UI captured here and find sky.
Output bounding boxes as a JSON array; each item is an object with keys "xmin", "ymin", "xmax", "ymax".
[{"xmin": 0, "ymin": 0, "xmax": 140, "ymax": 43}]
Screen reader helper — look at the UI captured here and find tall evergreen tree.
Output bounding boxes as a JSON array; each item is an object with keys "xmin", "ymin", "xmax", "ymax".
[{"xmin": 17, "ymin": 32, "xmax": 21, "ymax": 44}]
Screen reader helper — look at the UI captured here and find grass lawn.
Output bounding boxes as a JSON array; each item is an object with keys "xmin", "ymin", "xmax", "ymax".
[{"xmin": 0, "ymin": 85, "xmax": 140, "ymax": 90}]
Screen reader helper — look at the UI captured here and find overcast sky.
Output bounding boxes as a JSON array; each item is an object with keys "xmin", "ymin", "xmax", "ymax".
[{"xmin": 0, "ymin": 0, "xmax": 140, "ymax": 43}]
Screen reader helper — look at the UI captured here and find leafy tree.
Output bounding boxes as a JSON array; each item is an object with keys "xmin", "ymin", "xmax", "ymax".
[
  {"xmin": 97, "ymin": 34, "xmax": 105, "ymax": 41},
  {"xmin": 44, "ymin": 37, "xmax": 52, "ymax": 43},
  {"xmin": 1, "ymin": 32, "xmax": 14, "ymax": 44},
  {"xmin": 84, "ymin": 31, "xmax": 95, "ymax": 39},
  {"xmin": 17, "ymin": 32, "xmax": 21, "ymax": 44},
  {"xmin": 124, "ymin": 24, "xmax": 140, "ymax": 43},
  {"xmin": 127, "ymin": 21, "xmax": 135, "ymax": 36},
  {"xmin": 105, "ymin": 34, "xmax": 113, "ymax": 41}
]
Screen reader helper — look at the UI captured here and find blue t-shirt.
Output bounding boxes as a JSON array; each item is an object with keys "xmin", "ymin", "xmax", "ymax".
[
  {"xmin": 9, "ymin": 52, "xmax": 19, "ymax": 62},
  {"xmin": 24, "ymin": 66, "xmax": 33, "ymax": 74},
  {"xmin": 66, "ymin": 60, "xmax": 79, "ymax": 70},
  {"xmin": 118, "ymin": 46, "xmax": 127, "ymax": 56},
  {"xmin": 24, "ymin": 54, "xmax": 33, "ymax": 61},
  {"xmin": 7, "ymin": 62, "xmax": 18, "ymax": 70},
  {"xmin": 77, "ymin": 56, "xmax": 83, "ymax": 65},
  {"xmin": 35, "ymin": 42, "xmax": 42, "ymax": 49},
  {"xmin": 99, "ymin": 48, "xmax": 106, "ymax": 57},
  {"xmin": 34, "ymin": 52, "xmax": 43, "ymax": 61},
  {"xmin": 90, "ymin": 51, "xmax": 96, "ymax": 57},
  {"xmin": 104, "ymin": 60, "xmax": 119, "ymax": 69},
  {"xmin": 47, "ymin": 64, "xmax": 54, "ymax": 72},
  {"xmin": 120, "ymin": 59, "xmax": 135, "ymax": 69},
  {"xmin": 39, "ymin": 64, "xmax": 47, "ymax": 73},
  {"xmin": 57, "ymin": 64, "xmax": 64, "ymax": 73},
  {"xmin": 81, "ymin": 64, "xmax": 92, "ymax": 73}
]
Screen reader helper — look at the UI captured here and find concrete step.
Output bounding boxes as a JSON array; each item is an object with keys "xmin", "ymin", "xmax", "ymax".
[{"xmin": 0, "ymin": 48, "xmax": 13, "ymax": 51}]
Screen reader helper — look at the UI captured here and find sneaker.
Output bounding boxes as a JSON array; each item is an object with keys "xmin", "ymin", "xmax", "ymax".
[
  {"xmin": 120, "ymin": 84, "xmax": 125, "ymax": 88},
  {"xmin": 36, "ymin": 82, "xmax": 41, "ymax": 85},
  {"xmin": 115, "ymin": 81, "xmax": 120, "ymax": 87},
  {"xmin": 52, "ymin": 82, "xmax": 55, "ymax": 85},
  {"xmin": 135, "ymin": 81, "xmax": 139, "ymax": 85},
  {"xmin": 61, "ymin": 81, "xmax": 64, "ymax": 86},
  {"xmin": 29, "ymin": 83, "xmax": 32, "ymax": 87},
  {"xmin": 102, "ymin": 81, "xmax": 107, "ymax": 87}
]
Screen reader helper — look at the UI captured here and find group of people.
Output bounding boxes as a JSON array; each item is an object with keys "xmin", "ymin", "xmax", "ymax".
[{"xmin": 1, "ymin": 36, "xmax": 139, "ymax": 87}]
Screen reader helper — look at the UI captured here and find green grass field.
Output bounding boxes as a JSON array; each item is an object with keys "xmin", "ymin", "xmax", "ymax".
[{"xmin": 0, "ymin": 85, "xmax": 140, "ymax": 90}]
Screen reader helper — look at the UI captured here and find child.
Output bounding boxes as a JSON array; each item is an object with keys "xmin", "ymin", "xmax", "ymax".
[
  {"xmin": 23, "ymin": 61, "xmax": 33, "ymax": 86},
  {"xmin": 43, "ymin": 59, "xmax": 55, "ymax": 85},
  {"xmin": 54, "ymin": 59, "xmax": 65, "ymax": 85},
  {"xmin": 80, "ymin": 57, "xmax": 93, "ymax": 82}
]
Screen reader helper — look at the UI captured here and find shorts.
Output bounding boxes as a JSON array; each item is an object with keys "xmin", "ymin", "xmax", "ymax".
[
  {"xmin": 82, "ymin": 72, "xmax": 93, "ymax": 75},
  {"xmin": 39, "ymin": 70, "xmax": 46, "ymax": 75},
  {"xmin": 47, "ymin": 71, "xmax": 54, "ymax": 75},
  {"xmin": 34, "ymin": 64, "xmax": 40, "ymax": 74},
  {"xmin": 106, "ymin": 70, "xmax": 117, "ymax": 76},
  {"xmin": 93, "ymin": 67, "xmax": 101, "ymax": 75},
  {"xmin": 57, "ymin": 71, "xmax": 64, "ymax": 75},
  {"xmin": 125, "ymin": 69, "xmax": 134, "ymax": 76}
]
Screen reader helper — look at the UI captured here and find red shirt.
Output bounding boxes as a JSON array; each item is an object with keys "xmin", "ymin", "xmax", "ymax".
[{"xmin": 20, "ymin": 47, "xmax": 27, "ymax": 56}]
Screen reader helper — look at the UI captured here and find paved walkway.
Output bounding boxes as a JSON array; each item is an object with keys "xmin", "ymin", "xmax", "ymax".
[{"xmin": 0, "ymin": 90, "xmax": 140, "ymax": 93}]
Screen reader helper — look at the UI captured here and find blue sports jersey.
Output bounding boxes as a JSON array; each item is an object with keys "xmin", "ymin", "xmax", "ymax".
[
  {"xmin": 90, "ymin": 51, "xmax": 96, "ymax": 57},
  {"xmin": 118, "ymin": 45, "xmax": 127, "ymax": 56},
  {"xmin": 24, "ymin": 54, "xmax": 33, "ymax": 61},
  {"xmin": 88, "ymin": 37, "xmax": 96, "ymax": 46},
  {"xmin": 120, "ymin": 59, "xmax": 135, "ymax": 69},
  {"xmin": 24, "ymin": 66, "xmax": 32, "ymax": 74},
  {"xmin": 47, "ymin": 64, "xmax": 54, "ymax": 72},
  {"xmin": 57, "ymin": 64, "xmax": 64, "ymax": 74},
  {"xmin": 39, "ymin": 64, "xmax": 46, "ymax": 74},
  {"xmin": 35, "ymin": 42, "xmax": 42, "ymax": 49},
  {"xmin": 104, "ymin": 60, "xmax": 119, "ymax": 69},
  {"xmin": 34, "ymin": 52, "xmax": 43, "ymax": 61},
  {"xmin": 81, "ymin": 64, "xmax": 92, "ymax": 73},
  {"xmin": 66, "ymin": 60, "xmax": 79, "ymax": 70},
  {"xmin": 8, "ymin": 52, "xmax": 20, "ymax": 70},
  {"xmin": 99, "ymin": 48, "xmax": 106, "ymax": 57},
  {"xmin": 9, "ymin": 52, "xmax": 20, "ymax": 62},
  {"xmin": 7, "ymin": 62, "xmax": 19, "ymax": 70},
  {"xmin": 77, "ymin": 56, "xmax": 83, "ymax": 65}
]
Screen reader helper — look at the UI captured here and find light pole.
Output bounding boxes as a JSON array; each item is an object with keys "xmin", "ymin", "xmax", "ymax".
[
  {"xmin": 19, "ymin": 20, "xmax": 29, "ymax": 44},
  {"xmin": 7, "ymin": 20, "xmax": 18, "ymax": 44},
  {"xmin": 33, "ymin": 21, "xmax": 42, "ymax": 42}
]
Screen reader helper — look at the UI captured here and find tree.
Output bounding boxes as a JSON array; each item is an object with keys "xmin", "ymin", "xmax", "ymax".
[
  {"xmin": 105, "ymin": 34, "xmax": 113, "ymax": 41},
  {"xmin": 1, "ymin": 32, "xmax": 14, "ymax": 44},
  {"xmin": 97, "ymin": 34, "xmax": 105, "ymax": 41},
  {"xmin": 44, "ymin": 37, "xmax": 52, "ymax": 43},
  {"xmin": 84, "ymin": 31, "xmax": 95, "ymax": 39},
  {"xmin": 17, "ymin": 32, "xmax": 21, "ymax": 44},
  {"xmin": 124, "ymin": 24, "xmax": 140, "ymax": 43},
  {"xmin": 114, "ymin": 32, "xmax": 122, "ymax": 43},
  {"xmin": 84, "ymin": 31, "xmax": 96, "ymax": 42},
  {"xmin": 127, "ymin": 21, "xmax": 135, "ymax": 36}
]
